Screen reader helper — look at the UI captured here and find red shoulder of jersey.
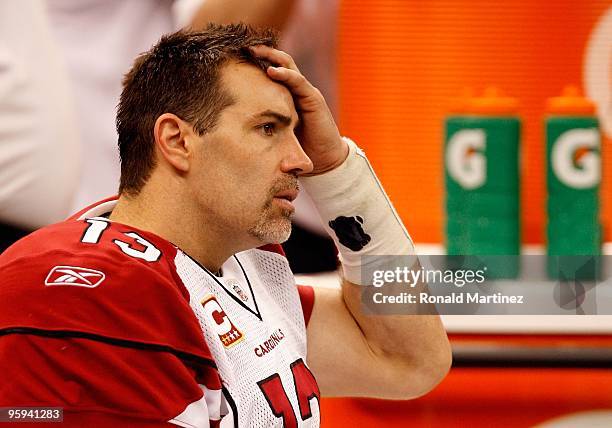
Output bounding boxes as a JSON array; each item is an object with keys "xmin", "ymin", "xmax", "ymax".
[
  {"xmin": 297, "ymin": 285, "xmax": 315, "ymax": 326},
  {"xmin": 0, "ymin": 217, "xmax": 214, "ymax": 368}
]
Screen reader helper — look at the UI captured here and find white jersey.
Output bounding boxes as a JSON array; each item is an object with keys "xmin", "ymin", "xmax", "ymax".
[{"xmin": 174, "ymin": 249, "xmax": 321, "ymax": 427}]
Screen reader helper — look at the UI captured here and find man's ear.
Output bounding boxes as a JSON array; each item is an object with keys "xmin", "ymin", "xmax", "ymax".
[{"xmin": 154, "ymin": 113, "xmax": 193, "ymax": 173}]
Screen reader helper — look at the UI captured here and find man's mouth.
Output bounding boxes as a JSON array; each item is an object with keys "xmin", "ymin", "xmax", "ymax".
[{"xmin": 273, "ymin": 189, "xmax": 299, "ymax": 202}]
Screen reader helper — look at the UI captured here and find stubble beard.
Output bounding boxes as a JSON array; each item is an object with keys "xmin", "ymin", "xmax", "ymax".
[{"xmin": 247, "ymin": 175, "xmax": 298, "ymax": 244}]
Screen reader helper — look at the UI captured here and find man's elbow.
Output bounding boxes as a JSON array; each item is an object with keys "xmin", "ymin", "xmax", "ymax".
[
  {"xmin": 384, "ymin": 343, "xmax": 453, "ymax": 400},
  {"xmin": 411, "ymin": 346, "xmax": 453, "ymax": 398}
]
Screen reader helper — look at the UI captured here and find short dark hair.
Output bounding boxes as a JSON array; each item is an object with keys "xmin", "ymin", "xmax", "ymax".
[{"xmin": 116, "ymin": 23, "xmax": 278, "ymax": 195}]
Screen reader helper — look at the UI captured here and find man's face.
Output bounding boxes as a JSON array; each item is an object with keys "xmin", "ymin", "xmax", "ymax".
[{"xmin": 188, "ymin": 61, "xmax": 313, "ymax": 248}]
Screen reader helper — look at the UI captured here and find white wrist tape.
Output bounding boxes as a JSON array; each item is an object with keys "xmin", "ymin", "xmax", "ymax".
[{"xmin": 299, "ymin": 137, "xmax": 415, "ymax": 285}]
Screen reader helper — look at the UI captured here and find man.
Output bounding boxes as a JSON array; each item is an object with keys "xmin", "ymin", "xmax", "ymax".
[
  {"xmin": 0, "ymin": 24, "xmax": 450, "ymax": 426},
  {"xmin": 0, "ymin": 0, "xmax": 297, "ymax": 252}
]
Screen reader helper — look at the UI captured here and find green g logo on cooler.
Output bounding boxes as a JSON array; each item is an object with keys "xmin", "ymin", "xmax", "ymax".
[
  {"xmin": 446, "ymin": 128, "xmax": 486, "ymax": 189},
  {"xmin": 551, "ymin": 128, "xmax": 600, "ymax": 189}
]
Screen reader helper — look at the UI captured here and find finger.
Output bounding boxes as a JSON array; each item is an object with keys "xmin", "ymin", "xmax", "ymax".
[
  {"xmin": 250, "ymin": 45, "xmax": 297, "ymax": 70},
  {"xmin": 266, "ymin": 66, "xmax": 315, "ymax": 99},
  {"xmin": 250, "ymin": 45, "xmax": 300, "ymax": 73}
]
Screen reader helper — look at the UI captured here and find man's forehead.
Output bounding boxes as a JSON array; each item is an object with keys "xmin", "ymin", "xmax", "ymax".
[{"xmin": 220, "ymin": 61, "xmax": 296, "ymax": 119}]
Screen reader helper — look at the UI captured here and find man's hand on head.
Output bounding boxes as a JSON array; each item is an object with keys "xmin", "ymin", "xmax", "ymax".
[{"xmin": 249, "ymin": 45, "xmax": 349, "ymax": 176}]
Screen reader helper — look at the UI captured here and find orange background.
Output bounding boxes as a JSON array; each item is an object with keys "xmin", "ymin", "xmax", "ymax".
[
  {"xmin": 320, "ymin": 333, "xmax": 612, "ymax": 427},
  {"xmin": 321, "ymin": 367, "xmax": 612, "ymax": 427},
  {"xmin": 338, "ymin": 0, "xmax": 611, "ymax": 244}
]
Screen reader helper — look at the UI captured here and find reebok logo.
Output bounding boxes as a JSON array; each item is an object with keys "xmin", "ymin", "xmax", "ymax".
[{"xmin": 45, "ymin": 266, "xmax": 106, "ymax": 288}]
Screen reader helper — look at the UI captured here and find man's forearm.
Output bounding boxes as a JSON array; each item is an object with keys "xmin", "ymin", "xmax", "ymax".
[
  {"xmin": 301, "ymin": 136, "xmax": 451, "ymax": 397},
  {"xmin": 341, "ymin": 277, "xmax": 451, "ymax": 397}
]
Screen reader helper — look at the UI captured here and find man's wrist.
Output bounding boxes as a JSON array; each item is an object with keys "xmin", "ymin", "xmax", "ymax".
[
  {"xmin": 299, "ymin": 137, "xmax": 360, "ymax": 195},
  {"xmin": 302, "ymin": 137, "xmax": 350, "ymax": 177},
  {"xmin": 300, "ymin": 137, "xmax": 415, "ymax": 285}
]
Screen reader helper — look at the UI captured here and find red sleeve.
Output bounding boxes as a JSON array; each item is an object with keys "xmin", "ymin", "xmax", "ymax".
[
  {"xmin": 0, "ymin": 334, "xmax": 209, "ymax": 427},
  {"xmin": 297, "ymin": 285, "xmax": 315, "ymax": 326},
  {"xmin": 0, "ymin": 221, "xmax": 222, "ymax": 425},
  {"xmin": 0, "ymin": 221, "xmax": 210, "ymax": 360}
]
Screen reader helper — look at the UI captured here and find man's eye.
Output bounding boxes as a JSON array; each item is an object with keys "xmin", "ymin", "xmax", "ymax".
[{"xmin": 261, "ymin": 123, "xmax": 276, "ymax": 136}]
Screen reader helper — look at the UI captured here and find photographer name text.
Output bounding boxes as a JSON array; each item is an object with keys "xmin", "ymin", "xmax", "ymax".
[{"xmin": 373, "ymin": 292, "xmax": 524, "ymax": 305}]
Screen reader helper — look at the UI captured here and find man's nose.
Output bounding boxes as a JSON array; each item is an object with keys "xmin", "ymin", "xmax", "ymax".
[{"xmin": 281, "ymin": 134, "xmax": 314, "ymax": 175}]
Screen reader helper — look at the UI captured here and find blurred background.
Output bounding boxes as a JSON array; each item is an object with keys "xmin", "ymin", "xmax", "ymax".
[{"xmin": 1, "ymin": 0, "xmax": 611, "ymax": 426}]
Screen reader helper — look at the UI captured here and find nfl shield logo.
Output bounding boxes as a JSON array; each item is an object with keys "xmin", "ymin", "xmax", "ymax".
[{"xmin": 227, "ymin": 279, "xmax": 249, "ymax": 302}]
